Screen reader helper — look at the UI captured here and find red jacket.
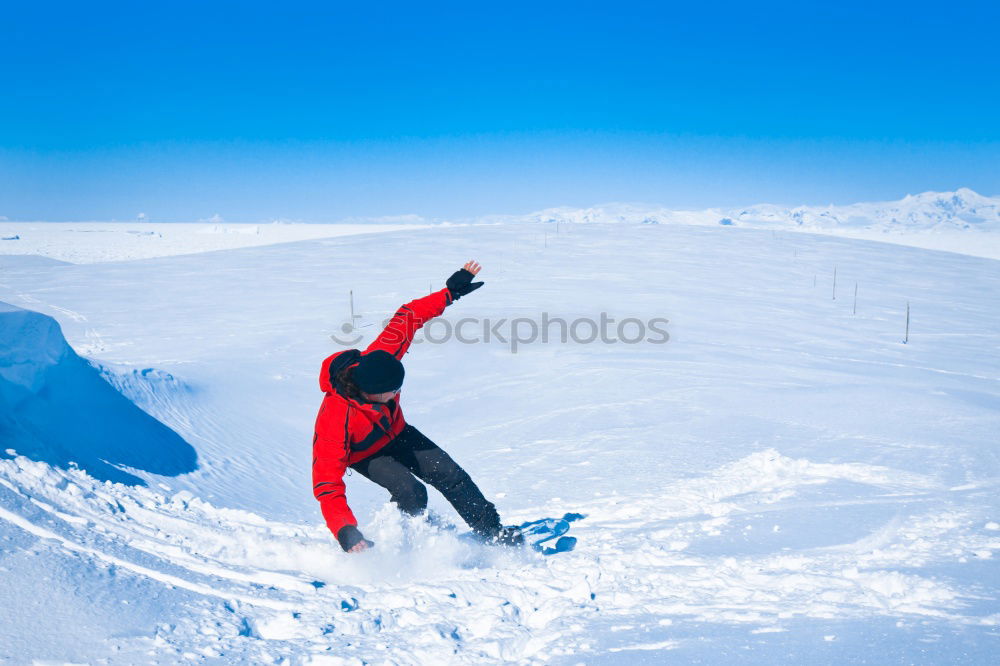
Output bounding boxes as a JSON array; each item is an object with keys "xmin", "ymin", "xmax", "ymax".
[{"xmin": 312, "ymin": 288, "xmax": 453, "ymax": 539}]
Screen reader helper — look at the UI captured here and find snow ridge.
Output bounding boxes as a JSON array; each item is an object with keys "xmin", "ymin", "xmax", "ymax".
[{"xmin": 501, "ymin": 188, "xmax": 1000, "ymax": 233}]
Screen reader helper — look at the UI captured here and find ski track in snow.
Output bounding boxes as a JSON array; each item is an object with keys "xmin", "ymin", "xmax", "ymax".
[{"xmin": 1, "ymin": 222, "xmax": 999, "ymax": 662}]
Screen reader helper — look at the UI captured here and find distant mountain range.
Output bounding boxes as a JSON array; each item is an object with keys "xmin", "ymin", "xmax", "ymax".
[{"xmin": 498, "ymin": 189, "xmax": 1000, "ymax": 233}]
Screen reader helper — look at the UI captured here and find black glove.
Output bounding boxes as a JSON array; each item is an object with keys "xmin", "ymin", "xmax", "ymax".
[
  {"xmin": 337, "ymin": 525, "xmax": 374, "ymax": 552},
  {"xmin": 446, "ymin": 268, "xmax": 484, "ymax": 301}
]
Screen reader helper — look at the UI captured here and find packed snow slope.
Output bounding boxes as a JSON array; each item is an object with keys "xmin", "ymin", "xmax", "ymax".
[{"xmin": 0, "ymin": 222, "xmax": 998, "ymax": 663}]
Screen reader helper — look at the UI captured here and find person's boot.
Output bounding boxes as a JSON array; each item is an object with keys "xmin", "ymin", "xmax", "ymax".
[{"xmin": 493, "ymin": 525, "xmax": 525, "ymax": 547}]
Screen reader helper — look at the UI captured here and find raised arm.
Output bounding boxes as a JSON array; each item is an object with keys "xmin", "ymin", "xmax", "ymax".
[{"xmin": 365, "ymin": 261, "xmax": 485, "ymax": 359}]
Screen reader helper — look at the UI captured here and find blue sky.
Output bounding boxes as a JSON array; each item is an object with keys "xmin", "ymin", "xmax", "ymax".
[{"xmin": 2, "ymin": 0, "xmax": 998, "ymax": 221}]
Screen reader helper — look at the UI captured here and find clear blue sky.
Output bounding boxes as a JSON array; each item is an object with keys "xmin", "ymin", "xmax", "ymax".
[{"xmin": 2, "ymin": 0, "xmax": 998, "ymax": 221}]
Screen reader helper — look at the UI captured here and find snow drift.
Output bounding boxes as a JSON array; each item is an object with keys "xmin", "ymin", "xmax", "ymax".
[{"xmin": 0, "ymin": 301, "xmax": 197, "ymax": 484}]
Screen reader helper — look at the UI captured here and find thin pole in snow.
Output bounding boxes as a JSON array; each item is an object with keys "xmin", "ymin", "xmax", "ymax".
[
  {"xmin": 904, "ymin": 301, "xmax": 910, "ymax": 344},
  {"xmin": 832, "ymin": 267, "xmax": 837, "ymax": 300},
  {"xmin": 349, "ymin": 290, "xmax": 354, "ymax": 319},
  {"xmin": 556, "ymin": 221, "xmax": 560, "ymax": 235},
  {"xmin": 853, "ymin": 282, "xmax": 858, "ymax": 315}
]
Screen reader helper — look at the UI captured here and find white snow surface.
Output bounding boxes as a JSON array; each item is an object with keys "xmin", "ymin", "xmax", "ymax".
[
  {"xmin": 488, "ymin": 188, "xmax": 1000, "ymax": 261},
  {"xmin": 1, "ymin": 220, "xmax": 999, "ymax": 663},
  {"xmin": 0, "ymin": 222, "xmax": 427, "ymax": 264},
  {"xmin": 508, "ymin": 187, "xmax": 1000, "ymax": 231},
  {"xmin": 4, "ymin": 188, "xmax": 1000, "ymax": 265}
]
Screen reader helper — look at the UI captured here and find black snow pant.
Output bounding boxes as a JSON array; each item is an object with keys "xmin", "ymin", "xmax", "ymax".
[{"xmin": 350, "ymin": 424, "xmax": 502, "ymax": 538}]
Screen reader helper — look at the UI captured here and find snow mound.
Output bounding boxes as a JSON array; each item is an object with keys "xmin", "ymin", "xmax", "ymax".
[{"xmin": 0, "ymin": 302, "xmax": 197, "ymax": 485}]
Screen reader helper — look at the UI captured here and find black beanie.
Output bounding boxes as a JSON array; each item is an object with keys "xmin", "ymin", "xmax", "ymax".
[{"xmin": 352, "ymin": 350, "xmax": 405, "ymax": 394}]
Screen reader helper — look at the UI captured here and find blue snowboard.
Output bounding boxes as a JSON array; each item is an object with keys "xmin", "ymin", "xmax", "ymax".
[{"xmin": 519, "ymin": 512, "xmax": 584, "ymax": 555}]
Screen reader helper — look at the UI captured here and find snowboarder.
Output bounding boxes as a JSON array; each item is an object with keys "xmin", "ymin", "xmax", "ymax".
[{"xmin": 312, "ymin": 261, "xmax": 523, "ymax": 553}]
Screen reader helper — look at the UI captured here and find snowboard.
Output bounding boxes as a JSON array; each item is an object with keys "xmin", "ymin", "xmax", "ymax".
[
  {"xmin": 518, "ymin": 512, "xmax": 584, "ymax": 555},
  {"xmin": 454, "ymin": 512, "xmax": 584, "ymax": 555}
]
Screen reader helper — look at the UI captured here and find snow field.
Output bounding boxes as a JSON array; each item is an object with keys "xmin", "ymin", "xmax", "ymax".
[
  {"xmin": 0, "ymin": 222, "xmax": 427, "ymax": 264},
  {"xmin": 4, "ymin": 442, "xmax": 994, "ymax": 663},
  {"xmin": 1, "ymin": 221, "xmax": 999, "ymax": 662},
  {"xmin": 3, "ymin": 188, "xmax": 1000, "ymax": 264}
]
